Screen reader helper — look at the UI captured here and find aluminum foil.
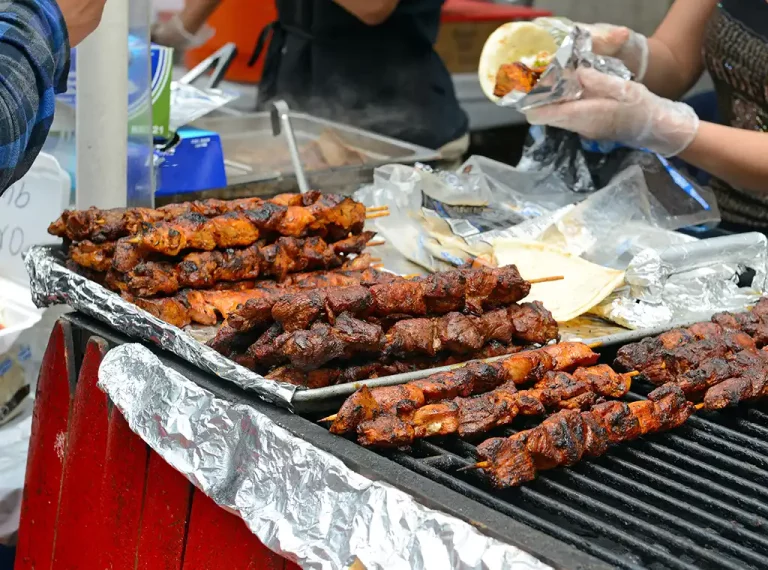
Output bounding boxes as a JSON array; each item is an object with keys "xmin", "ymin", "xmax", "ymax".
[
  {"xmin": 500, "ymin": 22, "xmax": 632, "ymax": 111},
  {"xmin": 591, "ymin": 233, "xmax": 768, "ymax": 329},
  {"xmin": 98, "ymin": 343, "xmax": 551, "ymax": 570},
  {"xmin": 23, "ymin": 245, "xmax": 296, "ymax": 406}
]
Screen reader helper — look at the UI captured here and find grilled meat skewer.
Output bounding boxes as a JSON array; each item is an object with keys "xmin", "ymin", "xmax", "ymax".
[
  {"xmin": 49, "ymin": 191, "xmax": 324, "ymax": 243},
  {"xmin": 356, "ymin": 365, "xmax": 634, "ymax": 447},
  {"xmin": 119, "ymin": 232, "xmax": 376, "ymax": 296},
  {"xmin": 213, "ymin": 266, "xmax": 532, "ymax": 350},
  {"xmin": 245, "ymin": 302, "xmax": 558, "ymax": 372},
  {"xmin": 265, "ymin": 341, "xmax": 524, "ymax": 389},
  {"xmin": 473, "ymin": 383, "xmax": 694, "ymax": 488},
  {"xmin": 329, "ymin": 342, "xmax": 599, "ymax": 435},
  {"xmin": 131, "ymin": 265, "xmax": 397, "ymax": 328},
  {"xmin": 128, "ymin": 196, "xmax": 365, "ymax": 256}
]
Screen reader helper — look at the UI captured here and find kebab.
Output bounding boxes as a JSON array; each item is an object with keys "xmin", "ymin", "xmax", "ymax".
[
  {"xmin": 468, "ymin": 382, "xmax": 694, "ymax": 488},
  {"xmin": 118, "ymin": 232, "xmax": 376, "ymax": 296},
  {"xmin": 356, "ymin": 365, "xmax": 635, "ymax": 448},
  {"xmin": 131, "ymin": 265, "xmax": 399, "ymax": 328},
  {"xmin": 126, "ymin": 196, "xmax": 369, "ymax": 256},
  {"xmin": 327, "ymin": 342, "xmax": 599, "ymax": 435},
  {"xmin": 49, "ymin": 191, "xmax": 329, "ymax": 243},
  {"xmin": 245, "ymin": 302, "xmax": 558, "ymax": 372},
  {"xmin": 265, "ymin": 341, "xmax": 524, "ymax": 389}
]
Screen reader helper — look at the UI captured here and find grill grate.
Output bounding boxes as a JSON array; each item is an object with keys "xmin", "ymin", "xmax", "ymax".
[{"xmin": 358, "ymin": 383, "xmax": 768, "ymax": 570}]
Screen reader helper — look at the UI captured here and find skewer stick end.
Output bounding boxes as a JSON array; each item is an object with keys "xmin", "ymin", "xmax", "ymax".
[
  {"xmin": 366, "ymin": 240, "xmax": 385, "ymax": 247},
  {"xmin": 366, "ymin": 211, "xmax": 390, "ymax": 220},
  {"xmin": 126, "ymin": 236, "xmax": 141, "ymax": 244},
  {"xmin": 694, "ymin": 403, "xmax": 705, "ymax": 411},
  {"xmin": 528, "ymin": 275, "xmax": 565, "ymax": 285},
  {"xmin": 626, "ymin": 371, "xmax": 640, "ymax": 378},
  {"xmin": 318, "ymin": 414, "xmax": 338, "ymax": 423},
  {"xmin": 586, "ymin": 341, "xmax": 602, "ymax": 349},
  {"xmin": 457, "ymin": 461, "xmax": 489, "ymax": 472},
  {"xmin": 366, "ymin": 206, "xmax": 389, "ymax": 213}
]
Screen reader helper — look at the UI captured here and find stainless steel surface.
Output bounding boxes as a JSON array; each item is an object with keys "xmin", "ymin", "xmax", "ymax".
[
  {"xmin": 269, "ymin": 100, "xmax": 310, "ymax": 194},
  {"xmin": 190, "ymin": 111, "xmax": 441, "ymax": 187}
]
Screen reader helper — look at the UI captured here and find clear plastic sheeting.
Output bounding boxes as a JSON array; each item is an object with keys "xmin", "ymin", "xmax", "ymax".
[
  {"xmin": 23, "ymin": 246, "xmax": 296, "ymax": 406},
  {"xmin": 98, "ymin": 344, "xmax": 551, "ymax": 570},
  {"xmin": 592, "ymin": 233, "xmax": 768, "ymax": 329},
  {"xmin": 169, "ymin": 83, "xmax": 239, "ymax": 131},
  {"xmin": 499, "ymin": 21, "xmax": 632, "ymax": 111}
]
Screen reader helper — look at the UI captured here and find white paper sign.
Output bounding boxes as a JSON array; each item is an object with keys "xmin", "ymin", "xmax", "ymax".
[{"xmin": 0, "ymin": 153, "xmax": 70, "ymax": 284}]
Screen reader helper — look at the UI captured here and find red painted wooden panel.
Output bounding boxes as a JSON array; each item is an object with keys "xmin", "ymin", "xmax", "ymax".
[
  {"xmin": 182, "ymin": 491, "xmax": 287, "ymax": 570},
  {"xmin": 15, "ymin": 321, "xmax": 75, "ymax": 570},
  {"xmin": 51, "ymin": 337, "xmax": 110, "ymax": 569},
  {"xmin": 136, "ymin": 451, "xmax": 192, "ymax": 570},
  {"xmin": 98, "ymin": 408, "xmax": 150, "ymax": 570}
]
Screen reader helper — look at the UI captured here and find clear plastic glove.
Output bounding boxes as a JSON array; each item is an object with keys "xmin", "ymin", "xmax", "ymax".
[
  {"xmin": 150, "ymin": 14, "xmax": 214, "ymax": 50},
  {"xmin": 526, "ymin": 68, "xmax": 699, "ymax": 158},
  {"xmin": 580, "ymin": 23, "xmax": 649, "ymax": 82}
]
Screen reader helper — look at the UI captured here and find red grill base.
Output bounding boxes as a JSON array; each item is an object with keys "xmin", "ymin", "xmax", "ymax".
[{"xmin": 15, "ymin": 319, "xmax": 299, "ymax": 570}]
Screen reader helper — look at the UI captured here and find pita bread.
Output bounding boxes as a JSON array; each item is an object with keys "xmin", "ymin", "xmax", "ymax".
[
  {"xmin": 492, "ymin": 238, "xmax": 625, "ymax": 322},
  {"xmin": 478, "ymin": 21, "xmax": 559, "ymax": 103}
]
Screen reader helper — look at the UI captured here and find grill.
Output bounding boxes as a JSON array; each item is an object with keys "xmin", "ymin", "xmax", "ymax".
[
  {"xmin": 359, "ymin": 379, "xmax": 768, "ymax": 570},
  {"xmin": 66, "ymin": 313, "xmax": 768, "ymax": 570}
]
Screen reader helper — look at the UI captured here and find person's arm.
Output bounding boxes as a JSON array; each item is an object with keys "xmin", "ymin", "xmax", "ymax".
[
  {"xmin": 680, "ymin": 123, "xmax": 768, "ymax": 194},
  {"xmin": 151, "ymin": 0, "xmax": 220, "ymax": 49},
  {"xmin": 332, "ymin": 0, "xmax": 400, "ymax": 26},
  {"xmin": 642, "ymin": 0, "xmax": 719, "ymax": 99},
  {"xmin": 0, "ymin": 0, "xmax": 71, "ymax": 194}
]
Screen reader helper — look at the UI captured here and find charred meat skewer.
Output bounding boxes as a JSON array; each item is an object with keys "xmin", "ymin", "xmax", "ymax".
[
  {"xmin": 357, "ymin": 365, "xmax": 635, "ymax": 448},
  {"xmin": 244, "ymin": 302, "xmax": 558, "ymax": 372},
  {"xmin": 329, "ymin": 342, "xmax": 599, "ymax": 435},
  {"xmin": 49, "ymin": 191, "xmax": 326, "ymax": 243},
  {"xmin": 472, "ymin": 382, "xmax": 694, "ymax": 488}
]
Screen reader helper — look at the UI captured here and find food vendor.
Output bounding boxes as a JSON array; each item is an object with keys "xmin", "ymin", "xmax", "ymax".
[
  {"xmin": 524, "ymin": 0, "xmax": 768, "ymax": 233},
  {"xmin": 250, "ymin": 0, "xmax": 470, "ymax": 160}
]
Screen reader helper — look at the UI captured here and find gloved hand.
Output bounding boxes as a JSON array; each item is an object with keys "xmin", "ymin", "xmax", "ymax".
[
  {"xmin": 525, "ymin": 68, "xmax": 699, "ymax": 157},
  {"xmin": 580, "ymin": 23, "xmax": 649, "ymax": 82},
  {"xmin": 150, "ymin": 14, "xmax": 214, "ymax": 50}
]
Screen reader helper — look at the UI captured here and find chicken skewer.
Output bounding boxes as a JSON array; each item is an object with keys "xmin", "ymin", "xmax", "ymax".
[
  {"xmin": 126, "ymin": 196, "xmax": 367, "ymax": 256},
  {"xmin": 49, "ymin": 191, "xmax": 329, "ymax": 243},
  {"xmin": 130, "ymin": 265, "xmax": 399, "ymax": 328},
  {"xmin": 214, "ymin": 266, "xmax": 534, "ymax": 348},
  {"xmin": 264, "ymin": 340, "xmax": 525, "ymax": 389},
  {"xmin": 328, "ymin": 342, "xmax": 600, "ymax": 435},
  {"xmin": 244, "ymin": 302, "xmax": 559, "ymax": 372},
  {"xmin": 356, "ymin": 365, "xmax": 636, "ymax": 448},
  {"xmin": 118, "ymin": 232, "xmax": 376, "ymax": 296},
  {"xmin": 468, "ymin": 382, "xmax": 694, "ymax": 488}
]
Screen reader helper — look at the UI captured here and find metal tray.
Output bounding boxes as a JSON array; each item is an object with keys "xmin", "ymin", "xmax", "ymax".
[{"xmin": 156, "ymin": 112, "xmax": 441, "ymax": 203}]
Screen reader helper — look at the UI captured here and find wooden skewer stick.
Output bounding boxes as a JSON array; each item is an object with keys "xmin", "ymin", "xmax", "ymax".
[
  {"xmin": 371, "ymin": 263, "xmax": 385, "ymax": 269},
  {"xmin": 366, "ymin": 206, "xmax": 389, "ymax": 213},
  {"xmin": 366, "ymin": 211, "xmax": 390, "ymax": 220},
  {"xmin": 402, "ymin": 273, "xmax": 421, "ymax": 279},
  {"xmin": 366, "ymin": 240, "xmax": 385, "ymax": 247},
  {"xmin": 528, "ymin": 276, "xmax": 565, "ymax": 285},
  {"xmin": 318, "ymin": 414, "xmax": 338, "ymax": 423},
  {"xmin": 694, "ymin": 403, "xmax": 706, "ymax": 411},
  {"xmin": 626, "ymin": 371, "xmax": 640, "ymax": 378},
  {"xmin": 587, "ymin": 341, "xmax": 603, "ymax": 349},
  {"xmin": 369, "ymin": 257, "xmax": 382, "ymax": 262},
  {"xmin": 126, "ymin": 236, "xmax": 141, "ymax": 244},
  {"xmin": 457, "ymin": 461, "xmax": 490, "ymax": 472}
]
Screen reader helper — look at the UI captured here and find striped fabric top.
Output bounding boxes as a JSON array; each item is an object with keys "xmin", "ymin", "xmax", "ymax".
[
  {"xmin": 0, "ymin": 0, "xmax": 70, "ymax": 195},
  {"xmin": 703, "ymin": 1, "xmax": 768, "ymax": 228}
]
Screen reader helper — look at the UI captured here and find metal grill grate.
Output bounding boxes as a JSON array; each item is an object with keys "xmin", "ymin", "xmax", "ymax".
[{"xmin": 368, "ymin": 383, "xmax": 768, "ymax": 570}]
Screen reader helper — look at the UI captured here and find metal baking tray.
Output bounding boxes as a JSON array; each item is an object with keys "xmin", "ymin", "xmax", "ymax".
[{"xmin": 156, "ymin": 112, "xmax": 441, "ymax": 204}]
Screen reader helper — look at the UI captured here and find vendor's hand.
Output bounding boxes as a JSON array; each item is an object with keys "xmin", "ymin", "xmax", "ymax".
[
  {"xmin": 525, "ymin": 68, "xmax": 699, "ymax": 158},
  {"xmin": 150, "ymin": 14, "xmax": 213, "ymax": 50},
  {"xmin": 56, "ymin": 0, "xmax": 107, "ymax": 46},
  {"xmin": 579, "ymin": 23, "xmax": 649, "ymax": 82}
]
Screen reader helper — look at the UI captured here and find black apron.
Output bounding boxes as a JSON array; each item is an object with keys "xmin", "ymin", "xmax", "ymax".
[{"xmin": 250, "ymin": 0, "xmax": 468, "ymax": 150}]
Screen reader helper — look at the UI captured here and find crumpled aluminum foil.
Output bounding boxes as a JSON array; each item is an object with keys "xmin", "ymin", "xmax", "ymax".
[
  {"xmin": 24, "ymin": 245, "xmax": 296, "ymax": 406},
  {"xmin": 592, "ymin": 233, "xmax": 767, "ymax": 329},
  {"xmin": 98, "ymin": 343, "xmax": 551, "ymax": 570},
  {"xmin": 500, "ymin": 22, "xmax": 632, "ymax": 111}
]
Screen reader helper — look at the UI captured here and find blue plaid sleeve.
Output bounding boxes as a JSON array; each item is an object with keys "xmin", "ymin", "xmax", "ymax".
[{"xmin": 0, "ymin": 0, "xmax": 70, "ymax": 194}]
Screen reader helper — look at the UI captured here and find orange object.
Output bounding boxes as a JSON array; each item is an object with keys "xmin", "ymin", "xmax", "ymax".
[{"xmin": 185, "ymin": 0, "xmax": 278, "ymax": 84}]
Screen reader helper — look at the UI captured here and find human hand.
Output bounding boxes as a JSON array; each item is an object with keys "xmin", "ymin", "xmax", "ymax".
[
  {"xmin": 151, "ymin": 14, "xmax": 214, "ymax": 50},
  {"xmin": 525, "ymin": 68, "xmax": 699, "ymax": 157},
  {"xmin": 578, "ymin": 23, "xmax": 649, "ymax": 82},
  {"xmin": 55, "ymin": 0, "xmax": 107, "ymax": 46}
]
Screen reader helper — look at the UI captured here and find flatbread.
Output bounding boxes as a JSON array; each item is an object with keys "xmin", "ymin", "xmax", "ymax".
[
  {"xmin": 492, "ymin": 238, "xmax": 625, "ymax": 322},
  {"xmin": 478, "ymin": 21, "xmax": 559, "ymax": 103}
]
